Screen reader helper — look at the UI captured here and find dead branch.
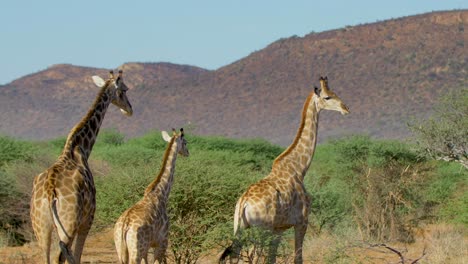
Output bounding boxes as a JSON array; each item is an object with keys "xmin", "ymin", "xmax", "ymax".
[{"xmin": 369, "ymin": 243, "xmax": 426, "ymax": 264}]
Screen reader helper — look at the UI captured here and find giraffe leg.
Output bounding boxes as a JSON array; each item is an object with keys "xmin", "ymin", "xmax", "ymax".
[
  {"xmin": 31, "ymin": 198, "xmax": 54, "ymax": 264},
  {"xmin": 128, "ymin": 231, "xmax": 146, "ymax": 264},
  {"xmin": 294, "ymin": 223, "xmax": 307, "ymax": 264},
  {"xmin": 51, "ymin": 199, "xmax": 77, "ymax": 264},
  {"xmin": 35, "ymin": 222, "xmax": 53, "ymax": 264},
  {"xmin": 141, "ymin": 245, "xmax": 151, "ymax": 264},
  {"xmin": 219, "ymin": 239, "xmax": 242, "ymax": 264},
  {"xmin": 267, "ymin": 232, "xmax": 282, "ymax": 264},
  {"xmin": 71, "ymin": 226, "xmax": 91, "ymax": 264},
  {"xmin": 153, "ymin": 239, "xmax": 168, "ymax": 264},
  {"xmin": 127, "ymin": 248, "xmax": 139, "ymax": 264}
]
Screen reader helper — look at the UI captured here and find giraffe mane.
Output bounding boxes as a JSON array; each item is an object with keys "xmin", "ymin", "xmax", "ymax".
[
  {"xmin": 62, "ymin": 79, "xmax": 112, "ymax": 153},
  {"xmin": 273, "ymin": 90, "xmax": 315, "ymax": 165},
  {"xmin": 144, "ymin": 135, "xmax": 177, "ymax": 195}
]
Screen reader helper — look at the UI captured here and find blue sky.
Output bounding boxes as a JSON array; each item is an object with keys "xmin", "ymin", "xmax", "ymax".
[{"xmin": 1, "ymin": 0, "xmax": 465, "ymax": 85}]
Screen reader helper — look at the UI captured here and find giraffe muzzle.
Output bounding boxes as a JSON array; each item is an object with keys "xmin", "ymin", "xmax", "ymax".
[
  {"xmin": 341, "ymin": 104, "xmax": 350, "ymax": 115},
  {"xmin": 120, "ymin": 108, "xmax": 133, "ymax": 116}
]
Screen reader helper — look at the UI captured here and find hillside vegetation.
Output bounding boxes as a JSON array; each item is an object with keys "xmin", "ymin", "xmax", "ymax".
[{"xmin": 0, "ymin": 129, "xmax": 465, "ymax": 262}]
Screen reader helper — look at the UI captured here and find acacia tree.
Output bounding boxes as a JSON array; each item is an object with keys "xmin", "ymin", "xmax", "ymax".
[{"xmin": 409, "ymin": 88, "xmax": 467, "ymax": 169}]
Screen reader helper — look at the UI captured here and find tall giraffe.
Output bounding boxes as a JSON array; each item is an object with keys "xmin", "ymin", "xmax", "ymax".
[
  {"xmin": 114, "ymin": 128, "xmax": 189, "ymax": 264},
  {"xmin": 30, "ymin": 70, "xmax": 133, "ymax": 264},
  {"xmin": 220, "ymin": 76, "xmax": 349, "ymax": 264}
]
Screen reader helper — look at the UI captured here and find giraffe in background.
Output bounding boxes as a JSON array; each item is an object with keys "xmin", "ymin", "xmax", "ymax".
[
  {"xmin": 220, "ymin": 76, "xmax": 350, "ymax": 263},
  {"xmin": 114, "ymin": 128, "xmax": 189, "ymax": 264},
  {"xmin": 30, "ymin": 70, "xmax": 133, "ymax": 264}
]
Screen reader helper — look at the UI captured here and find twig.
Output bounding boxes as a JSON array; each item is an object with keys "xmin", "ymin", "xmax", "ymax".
[{"xmin": 370, "ymin": 243, "xmax": 404, "ymax": 263}]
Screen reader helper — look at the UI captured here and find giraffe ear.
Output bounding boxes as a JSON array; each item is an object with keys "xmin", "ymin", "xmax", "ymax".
[
  {"xmin": 161, "ymin": 131, "xmax": 172, "ymax": 142},
  {"xmin": 92, "ymin": 76, "xmax": 106, "ymax": 88},
  {"xmin": 314, "ymin": 86, "xmax": 321, "ymax": 96}
]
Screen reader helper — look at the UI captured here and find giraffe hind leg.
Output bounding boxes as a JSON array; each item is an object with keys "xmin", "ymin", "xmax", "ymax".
[
  {"xmin": 51, "ymin": 198, "xmax": 77, "ymax": 264},
  {"xmin": 294, "ymin": 223, "xmax": 307, "ymax": 264},
  {"xmin": 35, "ymin": 224, "xmax": 53, "ymax": 264},
  {"xmin": 154, "ymin": 241, "xmax": 168, "ymax": 264},
  {"xmin": 266, "ymin": 233, "xmax": 282, "ymax": 264},
  {"xmin": 71, "ymin": 225, "xmax": 92, "ymax": 263},
  {"xmin": 219, "ymin": 241, "xmax": 242, "ymax": 264},
  {"xmin": 59, "ymin": 241, "xmax": 76, "ymax": 264}
]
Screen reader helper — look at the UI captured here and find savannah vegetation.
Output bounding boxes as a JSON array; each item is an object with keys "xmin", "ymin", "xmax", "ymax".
[{"xmin": 0, "ymin": 89, "xmax": 466, "ymax": 263}]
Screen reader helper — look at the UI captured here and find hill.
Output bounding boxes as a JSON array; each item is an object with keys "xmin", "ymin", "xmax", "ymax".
[{"xmin": 0, "ymin": 10, "xmax": 466, "ymax": 145}]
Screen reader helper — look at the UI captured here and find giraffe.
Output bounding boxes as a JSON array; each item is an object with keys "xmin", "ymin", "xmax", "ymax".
[
  {"xmin": 220, "ymin": 76, "xmax": 350, "ymax": 264},
  {"xmin": 30, "ymin": 70, "xmax": 133, "ymax": 264},
  {"xmin": 114, "ymin": 128, "xmax": 189, "ymax": 264}
]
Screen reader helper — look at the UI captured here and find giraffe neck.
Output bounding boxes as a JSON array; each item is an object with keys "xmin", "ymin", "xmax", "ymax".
[
  {"xmin": 272, "ymin": 92, "xmax": 319, "ymax": 181},
  {"xmin": 144, "ymin": 137, "xmax": 179, "ymax": 204},
  {"xmin": 61, "ymin": 83, "xmax": 113, "ymax": 161}
]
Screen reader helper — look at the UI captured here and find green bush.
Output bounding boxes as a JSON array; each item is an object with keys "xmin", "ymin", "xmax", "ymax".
[
  {"xmin": 0, "ymin": 131, "xmax": 465, "ymax": 255},
  {"xmin": 167, "ymin": 140, "xmax": 274, "ymax": 263},
  {"xmin": 424, "ymin": 162, "xmax": 467, "ymax": 224},
  {"xmin": 307, "ymin": 136, "xmax": 431, "ymax": 242},
  {"xmin": 95, "ymin": 128, "xmax": 126, "ymax": 146},
  {"xmin": 47, "ymin": 136, "xmax": 67, "ymax": 150},
  {"xmin": 227, "ymin": 227, "xmax": 293, "ymax": 264},
  {"xmin": 425, "ymin": 162, "xmax": 466, "ymax": 202},
  {"xmin": 0, "ymin": 136, "xmax": 39, "ymax": 245},
  {"xmin": 438, "ymin": 190, "xmax": 467, "ymax": 225},
  {"xmin": 0, "ymin": 135, "xmax": 36, "ymax": 167}
]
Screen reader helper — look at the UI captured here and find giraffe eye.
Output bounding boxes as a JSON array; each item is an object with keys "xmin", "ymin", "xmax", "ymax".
[{"xmin": 324, "ymin": 96, "xmax": 331, "ymax": 100}]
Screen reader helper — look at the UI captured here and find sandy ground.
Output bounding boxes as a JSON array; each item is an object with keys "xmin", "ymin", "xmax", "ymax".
[
  {"xmin": 0, "ymin": 228, "xmax": 117, "ymax": 264},
  {"xmin": 0, "ymin": 224, "xmax": 466, "ymax": 263}
]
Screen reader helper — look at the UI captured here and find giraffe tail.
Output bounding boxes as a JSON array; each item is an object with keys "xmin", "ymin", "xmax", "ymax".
[
  {"xmin": 219, "ymin": 198, "xmax": 246, "ymax": 263},
  {"xmin": 233, "ymin": 198, "xmax": 246, "ymax": 235},
  {"xmin": 51, "ymin": 198, "xmax": 76, "ymax": 264}
]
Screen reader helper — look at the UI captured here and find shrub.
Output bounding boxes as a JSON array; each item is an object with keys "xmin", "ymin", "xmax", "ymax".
[
  {"xmin": 425, "ymin": 162, "xmax": 467, "ymax": 225},
  {"xmin": 95, "ymin": 128, "xmax": 126, "ymax": 146},
  {"xmin": 409, "ymin": 88, "xmax": 468, "ymax": 168},
  {"xmin": 0, "ymin": 135, "xmax": 36, "ymax": 166},
  {"xmin": 167, "ymin": 149, "xmax": 268, "ymax": 263},
  {"xmin": 227, "ymin": 227, "xmax": 293, "ymax": 264},
  {"xmin": 0, "ymin": 142, "xmax": 54, "ymax": 246},
  {"xmin": 326, "ymin": 136, "xmax": 430, "ymax": 242}
]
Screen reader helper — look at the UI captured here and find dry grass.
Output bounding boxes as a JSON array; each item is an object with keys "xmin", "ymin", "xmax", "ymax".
[
  {"xmin": 420, "ymin": 224, "xmax": 467, "ymax": 264},
  {"xmin": 302, "ymin": 224, "xmax": 467, "ymax": 264}
]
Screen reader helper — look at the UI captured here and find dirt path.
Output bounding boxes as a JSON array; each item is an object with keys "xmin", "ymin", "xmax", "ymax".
[
  {"xmin": 0, "ymin": 224, "xmax": 466, "ymax": 263},
  {"xmin": 0, "ymin": 228, "xmax": 117, "ymax": 264}
]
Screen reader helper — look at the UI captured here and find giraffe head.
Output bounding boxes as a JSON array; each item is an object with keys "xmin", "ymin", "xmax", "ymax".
[
  {"xmin": 92, "ymin": 70, "xmax": 133, "ymax": 116},
  {"xmin": 314, "ymin": 76, "xmax": 350, "ymax": 115},
  {"xmin": 162, "ymin": 128, "xmax": 189, "ymax": 157}
]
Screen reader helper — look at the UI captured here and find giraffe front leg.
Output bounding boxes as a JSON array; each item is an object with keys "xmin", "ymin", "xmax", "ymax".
[{"xmin": 294, "ymin": 223, "xmax": 307, "ymax": 264}]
